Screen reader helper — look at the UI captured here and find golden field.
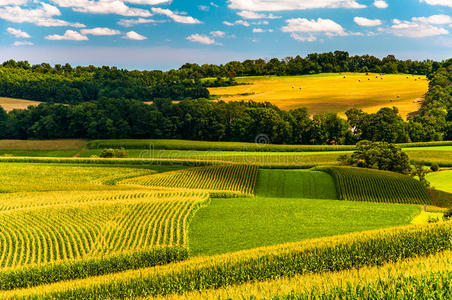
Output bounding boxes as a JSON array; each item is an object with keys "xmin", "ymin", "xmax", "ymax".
[
  {"xmin": 209, "ymin": 73, "xmax": 428, "ymax": 118},
  {"xmin": 0, "ymin": 97, "xmax": 41, "ymax": 112}
]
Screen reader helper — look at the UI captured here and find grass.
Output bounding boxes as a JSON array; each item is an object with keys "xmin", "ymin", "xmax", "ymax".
[
  {"xmin": 255, "ymin": 169, "xmax": 337, "ymax": 199},
  {"xmin": 208, "ymin": 73, "xmax": 428, "ymax": 117},
  {"xmin": 188, "ymin": 197, "xmax": 420, "ymax": 256},
  {"xmin": 427, "ymin": 170, "xmax": 452, "ymax": 193},
  {"xmin": 0, "ymin": 150, "xmax": 78, "ymax": 157},
  {"xmin": 0, "ymin": 97, "xmax": 41, "ymax": 112}
]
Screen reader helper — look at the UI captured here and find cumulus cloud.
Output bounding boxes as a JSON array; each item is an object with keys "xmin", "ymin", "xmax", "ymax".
[
  {"xmin": 290, "ymin": 33, "xmax": 317, "ymax": 42},
  {"xmin": 123, "ymin": 30, "xmax": 147, "ymax": 40},
  {"xmin": 81, "ymin": 27, "xmax": 121, "ymax": 35},
  {"xmin": 373, "ymin": 0, "xmax": 388, "ymax": 8},
  {"xmin": 117, "ymin": 18, "xmax": 159, "ymax": 27},
  {"xmin": 0, "ymin": 0, "xmax": 28, "ymax": 5},
  {"xmin": 389, "ymin": 18, "xmax": 449, "ymax": 37},
  {"xmin": 46, "ymin": 30, "xmax": 88, "ymax": 40},
  {"xmin": 0, "ymin": 3, "xmax": 85, "ymax": 27},
  {"xmin": 7, "ymin": 27, "xmax": 30, "ymax": 38},
  {"xmin": 186, "ymin": 33, "xmax": 215, "ymax": 45},
  {"xmin": 412, "ymin": 14, "xmax": 452, "ymax": 24},
  {"xmin": 13, "ymin": 41, "xmax": 34, "ymax": 46},
  {"xmin": 282, "ymin": 18, "xmax": 346, "ymax": 37},
  {"xmin": 228, "ymin": 0, "xmax": 366, "ymax": 11},
  {"xmin": 237, "ymin": 10, "xmax": 280, "ymax": 19},
  {"xmin": 151, "ymin": 7, "xmax": 201, "ymax": 24},
  {"xmin": 420, "ymin": 0, "xmax": 452, "ymax": 8},
  {"xmin": 50, "ymin": 0, "xmax": 152, "ymax": 17},
  {"xmin": 354, "ymin": 17, "xmax": 382, "ymax": 26},
  {"xmin": 223, "ymin": 20, "xmax": 250, "ymax": 26}
]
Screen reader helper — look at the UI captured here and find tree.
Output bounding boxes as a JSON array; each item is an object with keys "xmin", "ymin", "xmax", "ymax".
[
  {"xmin": 0, "ymin": 106, "xmax": 7, "ymax": 138},
  {"xmin": 411, "ymin": 161, "xmax": 430, "ymax": 188},
  {"xmin": 339, "ymin": 140, "xmax": 411, "ymax": 174}
]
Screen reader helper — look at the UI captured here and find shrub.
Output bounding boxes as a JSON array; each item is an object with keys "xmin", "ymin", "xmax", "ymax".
[
  {"xmin": 99, "ymin": 148, "xmax": 128, "ymax": 158},
  {"xmin": 430, "ymin": 163, "xmax": 440, "ymax": 172},
  {"xmin": 444, "ymin": 209, "xmax": 452, "ymax": 221}
]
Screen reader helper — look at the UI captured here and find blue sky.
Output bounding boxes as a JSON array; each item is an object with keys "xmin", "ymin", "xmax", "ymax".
[{"xmin": 0, "ymin": 0, "xmax": 452, "ymax": 69}]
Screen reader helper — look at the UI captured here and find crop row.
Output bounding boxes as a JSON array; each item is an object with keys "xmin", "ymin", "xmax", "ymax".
[
  {"xmin": 0, "ymin": 191, "xmax": 208, "ymax": 268},
  {"xmin": 3, "ymin": 222, "xmax": 450, "ymax": 299},
  {"xmin": 318, "ymin": 166, "xmax": 433, "ymax": 204},
  {"xmin": 167, "ymin": 250, "xmax": 452, "ymax": 299},
  {"xmin": 121, "ymin": 165, "xmax": 259, "ymax": 195}
]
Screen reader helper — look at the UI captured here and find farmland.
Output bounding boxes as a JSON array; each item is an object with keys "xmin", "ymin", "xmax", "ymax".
[
  {"xmin": 208, "ymin": 73, "xmax": 428, "ymax": 117},
  {"xmin": 0, "ymin": 97, "xmax": 41, "ymax": 112}
]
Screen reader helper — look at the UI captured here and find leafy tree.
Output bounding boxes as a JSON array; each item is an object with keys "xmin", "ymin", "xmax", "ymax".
[{"xmin": 338, "ymin": 140, "xmax": 411, "ymax": 174}]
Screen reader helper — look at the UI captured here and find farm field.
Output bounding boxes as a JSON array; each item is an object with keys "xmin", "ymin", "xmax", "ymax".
[
  {"xmin": 0, "ymin": 97, "xmax": 41, "ymax": 112},
  {"xmin": 427, "ymin": 170, "xmax": 452, "ymax": 193},
  {"xmin": 188, "ymin": 196, "xmax": 420, "ymax": 256},
  {"xmin": 208, "ymin": 73, "xmax": 428, "ymax": 117}
]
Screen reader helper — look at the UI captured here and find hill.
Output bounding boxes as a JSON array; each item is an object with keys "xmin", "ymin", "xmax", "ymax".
[{"xmin": 209, "ymin": 73, "xmax": 428, "ymax": 118}]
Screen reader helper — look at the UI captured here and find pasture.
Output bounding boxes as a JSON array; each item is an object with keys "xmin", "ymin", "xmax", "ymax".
[
  {"xmin": 208, "ymin": 73, "xmax": 428, "ymax": 117},
  {"xmin": 427, "ymin": 170, "xmax": 452, "ymax": 193}
]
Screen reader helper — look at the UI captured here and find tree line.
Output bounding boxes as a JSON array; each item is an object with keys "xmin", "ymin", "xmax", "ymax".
[
  {"xmin": 0, "ymin": 59, "xmax": 450, "ymax": 142},
  {"xmin": 0, "ymin": 51, "xmax": 441, "ymax": 104}
]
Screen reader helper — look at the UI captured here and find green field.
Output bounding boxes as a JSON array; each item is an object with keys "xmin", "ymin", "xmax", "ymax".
[
  {"xmin": 188, "ymin": 197, "xmax": 420, "ymax": 256},
  {"xmin": 427, "ymin": 170, "xmax": 452, "ymax": 193},
  {"xmin": 255, "ymin": 169, "xmax": 337, "ymax": 199}
]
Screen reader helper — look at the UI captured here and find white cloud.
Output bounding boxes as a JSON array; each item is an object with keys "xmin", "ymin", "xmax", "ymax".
[
  {"xmin": 412, "ymin": 15, "xmax": 452, "ymax": 25},
  {"xmin": 0, "ymin": 3, "xmax": 85, "ymax": 27},
  {"xmin": 210, "ymin": 30, "xmax": 225, "ymax": 37},
  {"xmin": 389, "ymin": 18, "xmax": 449, "ymax": 37},
  {"xmin": 50, "ymin": 0, "xmax": 152, "ymax": 17},
  {"xmin": 237, "ymin": 10, "xmax": 280, "ymax": 19},
  {"xmin": 223, "ymin": 20, "xmax": 250, "ymax": 26},
  {"xmin": 290, "ymin": 33, "xmax": 317, "ymax": 42},
  {"xmin": 124, "ymin": 0, "xmax": 170, "ymax": 4},
  {"xmin": 373, "ymin": 0, "xmax": 388, "ymax": 8},
  {"xmin": 123, "ymin": 30, "xmax": 147, "ymax": 40},
  {"xmin": 228, "ymin": 0, "xmax": 366, "ymax": 11},
  {"xmin": 282, "ymin": 18, "xmax": 346, "ymax": 36},
  {"xmin": 253, "ymin": 28, "xmax": 273, "ymax": 33},
  {"xmin": 81, "ymin": 27, "xmax": 121, "ymax": 35},
  {"xmin": 420, "ymin": 0, "xmax": 452, "ymax": 8},
  {"xmin": 354, "ymin": 17, "xmax": 382, "ymax": 26},
  {"xmin": 46, "ymin": 30, "xmax": 88, "ymax": 41},
  {"xmin": 13, "ymin": 41, "xmax": 33, "ymax": 46},
  {"xmin": 198, "ymin": 5, "xmax": 209, "ymax": 11},
  {"xmin": 0, "ymin": 0, "xmax": 28, "ymax": 5},
  {"xmin": 117, "ymin": 18, "xmax": 159, "ymax": 27},
  {"xmin": 7, "ymin": 27, "xmax": 30, "ymax": 38},
  {"xmin": 186, "ymin": 33, "xmax": 215, "ymax": 45},
  {"xmin": 151, "ymin": 7, "xmax": 201, "ymax": 24}
]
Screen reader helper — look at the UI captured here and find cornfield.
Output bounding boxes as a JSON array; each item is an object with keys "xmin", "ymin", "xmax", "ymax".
[
  {"xmin": 121, "ymin": 165, "xmax": 258, "ymax": 195},
  {"xmin": 0, "ymin": 190, "xmax": 208, "ymax": 268},
  {"xmin": 318, "ymin": 166, "xmax": 433, "ymax": 204},
  {"xmin": 2, "ymin": 222, "xmax": 449, "ymax": 299}
]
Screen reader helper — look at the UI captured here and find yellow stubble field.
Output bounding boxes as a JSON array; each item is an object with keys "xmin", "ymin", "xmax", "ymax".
[{"xmin": 209, "ymin": 73, "xmax": 429, "ymax": 118}]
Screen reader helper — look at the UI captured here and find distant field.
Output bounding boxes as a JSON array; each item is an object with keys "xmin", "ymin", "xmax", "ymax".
[
  {"xmin": 0, "ymin": 139, "xmax": 86, "ymax": 150},
  {"xmin": 209, "ymin": 73, "xmax": 428, "ymax": 117},
  {"xmin": 188, "ymin": 197, "xmax": 420, "ymax": 256},
  {"xmin": 255, "ymin": 169, "xmax": 337, "ymax": 199},
  {"xmin": 427, "ymin": 170, "xmax": 452, "ymax": 193},
  {"xmin": 0, "ymin": 97, "xmax": 41, "ymax": 112}
]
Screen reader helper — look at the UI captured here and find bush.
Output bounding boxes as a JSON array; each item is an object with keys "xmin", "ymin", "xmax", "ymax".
[
  {"xmin": 430, "ymin": 163, "xmax": 440, "ymax": 172},
  {"xmin": 99, "ymin": 148, "xmax": 128, "ymax": 158},
  {"xmin": 443, "ymin": 209, "xmax": 452, "ymax": 221}
]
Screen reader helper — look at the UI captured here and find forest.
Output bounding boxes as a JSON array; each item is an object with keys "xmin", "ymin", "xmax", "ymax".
[
  {"xmin": 0, "ymin": 51, "xmax": 442, "ymax": 104},
  {"xmin": 0, "ymin": 58, "xmax": 450, "ymax": 143}
]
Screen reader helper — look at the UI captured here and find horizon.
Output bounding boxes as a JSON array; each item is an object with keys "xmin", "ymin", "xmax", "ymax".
[{"xmin": 1, "ymin": 1, "xmax": 452, "ymax": 70}]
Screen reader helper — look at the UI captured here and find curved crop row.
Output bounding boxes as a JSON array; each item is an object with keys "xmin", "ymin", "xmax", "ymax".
[
  {"xmin": 0, "ymin": 191, "xmax": 208, "ymax": 268},
  {"xmin": 121, "ymin": 165, "xmax": 258, "ymax": 195},
  {"xmin": 318, "ymin": 166, "xmax": 432, "ymax": 204},
  {"xmin": 3, "ymin": 222, "xmax": 450, "ymax": 299}
]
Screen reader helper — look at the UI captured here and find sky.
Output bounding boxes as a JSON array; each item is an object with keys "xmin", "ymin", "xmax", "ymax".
[{"xmin": 0, "ymin": 0, "xmax": 452, "ymax": 70}]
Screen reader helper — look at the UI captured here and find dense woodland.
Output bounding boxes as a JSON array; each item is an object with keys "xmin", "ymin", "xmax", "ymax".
[
  {"xmin": 0, "ymin": 51, "xmax": 441, "ymax": 104},
  {"xmin": 0, "ymin": 53, "xmax": 450, "ymax": 143}
]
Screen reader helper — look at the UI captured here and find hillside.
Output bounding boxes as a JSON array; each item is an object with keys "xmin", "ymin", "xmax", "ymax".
[{"xmin": 209, "ymin": 73, "xmax": 428, "ymax": 117}]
